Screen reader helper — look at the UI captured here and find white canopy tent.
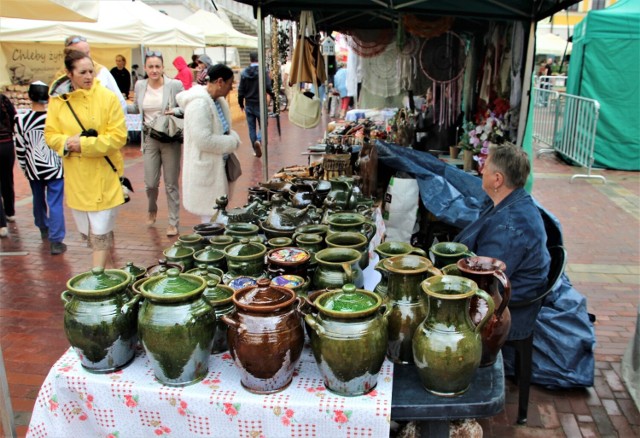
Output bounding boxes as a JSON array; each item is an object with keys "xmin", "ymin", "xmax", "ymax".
[
  {"xmin": 536, "ymin": 32, "xmax": 572, "ymax": 56},
  {"xmin": 0, "ymin": 0, "xmax": 204, "ymax": 47},
  {"xmin": 1, "ymin": 0, "xmax": 99, "ymax": 22},
  {"xmin": 182, "ymin": 9, "xmax": 257, "ymax": 48}
]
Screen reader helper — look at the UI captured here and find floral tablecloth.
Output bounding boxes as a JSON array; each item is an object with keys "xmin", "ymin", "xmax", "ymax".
[
  {"xmin": 27, "ymin": 346, "xmax": 393, "ymax": 438},
  {"xmin": 126, "ymin": 114, "xmax": 142, "ymax": 132}
]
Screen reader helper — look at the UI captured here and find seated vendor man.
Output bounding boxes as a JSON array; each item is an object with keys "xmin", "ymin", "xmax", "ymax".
[{"xmin": 454, "ymin": 143, "xmax": 550, "ymax": 342}]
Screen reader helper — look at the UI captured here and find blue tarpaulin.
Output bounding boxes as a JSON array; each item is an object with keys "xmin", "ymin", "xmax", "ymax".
[{"xmin": 376, "ymin": 141, "xmax": 595, "ymax": 389}]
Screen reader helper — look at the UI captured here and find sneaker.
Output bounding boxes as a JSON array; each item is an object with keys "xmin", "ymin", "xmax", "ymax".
[
  {"xmin": 253, "ymin": 140, "xmax": 262, "ymax": 158},
  {"xmin": 0, "ymin": 227, "xmax": 7, "ymax": 237},
  {"xmin": 50, "ymin": 242, "xmax": 67, "ymax": 255},
  {"xmin": 146, "ymin": 212, "xmax": 157, "ymax": 227},
  {"xmin": 6, "ymin": 216, "xmax": 15, "ymax": 222},
  {"xmin": 40, "ymin": 227, "xmax": 49, "ymax": 240},
  {"xmin": 166, "ymin": 225, "xmax": 178, "ymax": 237}
]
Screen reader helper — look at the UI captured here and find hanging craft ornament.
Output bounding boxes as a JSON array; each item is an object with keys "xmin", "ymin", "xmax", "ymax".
[
  {"xmin": 271, "ymin": 16, "xmax": 280, "ymax": 117},
  {"xmin": 361, "ymin": 42, "xmax": 401, "ymax": 98},
  {"xmin": 346, "ymin": 29, "xmax": 393, "ymax": 58},
  {"xmin": 419, "ymin": 31, "xmax": 467, "ymax": 128},
  {"xmin": 403, "ymin": 15, "xmax": 453, "ymax": 39}
]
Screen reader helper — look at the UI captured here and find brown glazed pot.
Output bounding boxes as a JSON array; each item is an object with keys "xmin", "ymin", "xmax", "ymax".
[
  {"xmin": 266, "ymin": 247, "xmax": 311, "ymax": 279},
  {"xmin": 457, "ymin": 256, "xmax": 512, "ymax": 367},
  {"xmin": 221, "ymin": 279, "xmax": 304, "ymax": 394}
]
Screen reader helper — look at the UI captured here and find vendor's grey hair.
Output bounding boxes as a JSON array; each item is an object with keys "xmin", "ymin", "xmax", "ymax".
[{"xmin": 488, "ymin": 142, "xmax": 530, "ymax": 189}]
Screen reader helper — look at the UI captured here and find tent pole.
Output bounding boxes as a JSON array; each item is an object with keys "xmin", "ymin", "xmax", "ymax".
[
  {"xmin": 516, "ymin": 21, "xmax": 536, "ymax": 146},
  {"xmin": 257, "ymin": 5, "xmax": 269, "ymax": 182}
]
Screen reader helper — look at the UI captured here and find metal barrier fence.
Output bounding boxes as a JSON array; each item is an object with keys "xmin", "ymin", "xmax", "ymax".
[{"xmin": 532, "ymin": 86, "xmax": 606, "ymax": 183}]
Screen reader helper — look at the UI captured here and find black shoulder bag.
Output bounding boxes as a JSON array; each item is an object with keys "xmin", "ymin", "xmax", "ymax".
[{"xmin": 64, "ymin": 100, "xmax": 133, "ymax": 203}]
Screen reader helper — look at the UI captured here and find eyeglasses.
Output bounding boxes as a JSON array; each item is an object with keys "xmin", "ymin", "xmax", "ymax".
[
  {"xmin": 145, "ymin": 50, "xmax": 163, "ymax": 59},
  {"xmin": 65, "ymin": 36, "xmax": 87, "ymax": 47}
]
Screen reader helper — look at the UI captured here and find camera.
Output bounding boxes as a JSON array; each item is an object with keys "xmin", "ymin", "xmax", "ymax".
[{"xmin": 81, "ymin": 129, "xmax": 98, "ymax": 137}]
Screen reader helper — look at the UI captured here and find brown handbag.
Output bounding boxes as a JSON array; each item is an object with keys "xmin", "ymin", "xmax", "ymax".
[{"xmin": 288, "ymin": 11, "xmax": 326, "ymax": 87}]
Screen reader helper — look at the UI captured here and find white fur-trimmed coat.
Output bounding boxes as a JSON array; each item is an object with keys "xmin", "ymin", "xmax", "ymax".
[{"xmin": 176, "ymin": 85, "xmax": 240, "ymax": 216}]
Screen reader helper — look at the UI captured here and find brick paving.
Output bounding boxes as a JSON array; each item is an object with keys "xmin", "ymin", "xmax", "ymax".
[{"xmin": 0, "ymin": 112, "xmax": 638, "ymax": 437}]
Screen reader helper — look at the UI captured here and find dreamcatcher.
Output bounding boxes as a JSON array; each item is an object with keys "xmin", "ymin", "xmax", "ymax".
[
  {"xmin": 418, "ymin": 31, "xmax": 467, "ymax": 128},
  {"xmin": 361, "ymin": 42, "xmax": 401, "ymax": 98},
  {"xmin": 398, "ymin": 34, "xmax": 420, "ymax": 91},
  {"xmin": 346, "ymin": 29, "xmax": 394, "ymax": 58}
]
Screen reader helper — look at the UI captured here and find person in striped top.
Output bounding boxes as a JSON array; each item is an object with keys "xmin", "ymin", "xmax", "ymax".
[{"xmin": 14, "ymin": 81, "xmax": 67, "ymax": 255}]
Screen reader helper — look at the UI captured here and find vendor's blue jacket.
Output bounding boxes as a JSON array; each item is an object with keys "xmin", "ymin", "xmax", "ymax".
[{"xmin": 454, "ymin": 187, "xmax": 550, "ymax": 340}]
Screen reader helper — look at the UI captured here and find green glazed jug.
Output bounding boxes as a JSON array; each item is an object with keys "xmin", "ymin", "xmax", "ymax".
[
  {"xmin": 373, "ymin": 241, "xmax": 427, "ymax": 297},
  {"xmin": 313, "ymin": 248, "xmax": 364, "ymax": 289},
  {"xmin": 429, "ymin": 242, "xmax": 474, "ymax": 269},
  {"xmin": 382, "ymin": 255, "xmax": 441, "ymax": 364},
  {"xmin": 413, "ymin": 275, "xmax": 494, "ymax": 396}
]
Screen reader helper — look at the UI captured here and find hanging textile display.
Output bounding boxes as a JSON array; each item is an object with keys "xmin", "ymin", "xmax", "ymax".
[
  {"xmin": 346, "ymin": 29, "xmax": 394, "ymax": 58},
  {"xmin": 399, "ymin": 34, "xmax": 419, "ymax": 91},
  {"xmin": 418, "ymin": 31, "xmax": 467, "ymax": 128},
  {"xmin": 403, "ymin": 15, "xmax": 454, "ymax": 39},
  {"xmin": 361, "ymin": 42, "xmax": 401, "ymax": 98}
]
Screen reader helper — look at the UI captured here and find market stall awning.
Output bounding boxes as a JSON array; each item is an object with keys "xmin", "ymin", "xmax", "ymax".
[
  {"xmin": 232, "ymin": 0, "xmax": 581, "ymax": 29},
  {"xmin": 0, "ymin": 0, "xmax": 204, "ymax": 47},
  {"xmin": 536, "ymin": 33, "xmax": 572, "ymax": 56},
  {"xmin": 1, "ymin": 0, "xmax": 99, "ymax": 22},
  {"xmin": 183, "ymin": 10, "xmax": 258, "ymax": 48}
]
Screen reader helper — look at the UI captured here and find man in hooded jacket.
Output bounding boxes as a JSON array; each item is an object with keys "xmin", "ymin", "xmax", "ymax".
[{"xmin": 237, "ymin": 52, "xmax": 274, "ymax": 158}]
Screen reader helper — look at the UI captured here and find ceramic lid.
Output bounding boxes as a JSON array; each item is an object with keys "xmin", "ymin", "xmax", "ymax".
[
  {"xmin": 179, "ymin": 233, "xmax": 203, "ymax": 243},
  {"xmin": 203, "ymin": 279, "xmax": 234, "ymax": 303},
  {"xmin": 67, "ymin": 267, "xmax": 131, "ymax": 297},
  {"xmin": 120, "ymin": 261, "xmax": 146, "ymax": 279},
  {"xmin": 194, "ymin": 246, "xmax": 225, "ymax": 262},
  {"xmin": 233, "ymin": 278, "xmax": 295, "ymax": 312},
  {"xmin": 271, "ymin": 275, "xmax": 305, "ymax": 288},
  {"xmin": 163, "ymin": 242, "xmax": 195, "ymax": 258},
  {"xmin": 267, "ymin": 247, "xmax": 310, "ymax": 264},
  {"xmin": 193, "ymin": 222, "xmax": 225, "ymax": 233},
  {"xmin": 315, "ymin": 284, "xmax": 381, "ymax": 318},
  {"xmin": 226, "ymin": 222, "xmax": 259, "ymax": 233},
  {"xmin": 227, "ymin": 276, "xmax": 258, "ymax": 291},
  {"xmin": 225, "ymin": 238, "xmax": 266, "ymax": 258},
  {"xmin": 146, "ymin": 259, "xmax": 183, "ymax": 277},
  {"xmin": 139, "ymin": 269, "xmax": 205, "ymax": 302}
]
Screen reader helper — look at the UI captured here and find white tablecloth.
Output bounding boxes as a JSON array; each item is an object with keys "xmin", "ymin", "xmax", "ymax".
[
  {"xmin": 27, "ymin": 346, "xmax": 393, "ymax": 438},
  {"xmin": 345, "ymin": 108, "xmax": 397, "ymax": 123}
]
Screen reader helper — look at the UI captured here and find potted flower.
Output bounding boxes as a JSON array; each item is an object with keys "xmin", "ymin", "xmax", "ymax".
[{"xmin": 458, "ymin": 106, "xmax": 509, "ymax": 173}]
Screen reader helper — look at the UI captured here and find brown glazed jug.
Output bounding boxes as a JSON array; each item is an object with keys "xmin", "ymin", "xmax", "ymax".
[
  {"xmin": 221, "ymin": 279, "xmax": 304, "ymax": 394},
  {"xmin": 383, "ymin": 255, "xmax": 442, "ymax": 364},
  {"xmin": 457, "ymin": 256, "xmax": 512, "ymax": 367}
]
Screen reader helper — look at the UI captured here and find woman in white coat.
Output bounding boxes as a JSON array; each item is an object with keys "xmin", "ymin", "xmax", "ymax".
[{"xmin": 176, "ymin": 64, "xmax": 240, "ymax": 223}]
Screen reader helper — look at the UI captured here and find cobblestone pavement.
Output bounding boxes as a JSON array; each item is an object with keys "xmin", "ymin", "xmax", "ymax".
[{"xmin": 1, "ymin": 112, "xmax": 638, "ymax": 437}]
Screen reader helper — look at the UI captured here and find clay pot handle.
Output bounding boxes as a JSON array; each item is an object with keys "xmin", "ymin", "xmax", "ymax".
[
  {"xmin": 362, "ymin": 222, "xmax": 377, "ymax": 242},
  {"xmin": 374, "ymin": 259, "xmax": 386, "ymax": 275},
  {"xmin": 410, "ymin": 247, "xmax": 428, "ymax": 257},
  {"xmin": 341, "ymin": 262, "xmax": 353, "ymax": 283},
  {"xmin": 473, "ymin": 289, "xmax": 495, "ymax": 333},
  {"xmin": 121, "ymin": 294, "xmax": 141, "ymax": 316},
  {"xmin": 60, "ymin": 290, "xmax": 73, "ymax": 306},
  {"xmin": 304, "ymin": 314, "xmax": 325, "ymax": 336},
  {"xmin": 425, "ymin": 266, "xmax": 443, "ymax": 278},
  {"xmin": 380, "ymin": 303, "xmax": 392, "ymax": 321},
  {"xmin": 493, "ymin": 269, "xmax": 511, "ymax": 318},
  {"xmin": 221, "ymin": 315, "xmax": 246, "ymax": 334}
]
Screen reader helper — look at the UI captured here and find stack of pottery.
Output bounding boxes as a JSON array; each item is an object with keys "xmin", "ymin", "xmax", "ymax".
[
  {"xmin": 222, "ymin": 279, "xmax": 304, "ymax": 393},
  {"xmin": 138, "ymin": 269, "xmax": 214, "ymax": 386},
  {"xmin": 413, "ymin": 275, "xmax": 494, "ymax": 396},
  {"xmin": 305, "ymin": 284, "xmax": 390, "ymax": 395},
  {"xmin": 61, "ymin": 268, "xmax": 139, "ymax": 373},
  {"xmin": 457, "ymin": 256, "xmax": 511, "ymax": 367},
  {"xmin": 382, "ymin": 255, "xmax": 441, "ymax": 364}
]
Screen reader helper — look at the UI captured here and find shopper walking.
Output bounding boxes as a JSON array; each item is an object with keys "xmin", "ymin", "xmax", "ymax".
[
  {"xmin": 128, "ymin": 50, "xmax": 184, "ymax": 237},
  {"xmin": 110, "ymin": 54, "xmax": 131, "ymax": 100},
  {"xmin": 45, "ymin": 50, "xmax": 127, "ymax": 268},
  {"xmin": 14, "ymin": 81, "xmax": 66, "ymax": 254},
  {"xmin": 0, "ymin": 92, "xmax": 17, "ymax": 229},
  {"xmin": 238, "ymin": 51, "xmax": 274, "ymax": 158},
  {"xmin": 176, "ymin": 64, "xmax": 240, "ymax": 223}
]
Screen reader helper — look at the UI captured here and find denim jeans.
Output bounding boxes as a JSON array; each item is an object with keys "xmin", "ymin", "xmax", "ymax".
[
  {"xmin": 29, "ymin": 178, "xmax": 66, "ymax": 242},
  {"xmin": 244, "ymin": 104, "xmax": 263, "ymax": 145}
]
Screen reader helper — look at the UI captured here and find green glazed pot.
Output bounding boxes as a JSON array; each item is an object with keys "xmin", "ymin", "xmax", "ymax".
[
  {"xmin": 325, "ymin": 232, "xmax": 369, "ymax": 269},
  {"xmin": 138, "ymin": 269, "xmax": 214, "ymax": 386},
  {"xmin": 294, "ymin": 233, "xmax": 324, "ymax": 253},
  {"xmin": 202, "ymin": 278, "xmax": 235, "ymax": 354},
  {"xmin": 293, "ymin": 224, "xmax": 329, "ymax": 241},
  {"xmin": 61, "ymin": 267, "xmax": 139, "ymax": 373},
  {"xmin": 267, "ymin": 237, "xmax": 293, "ymax": 249},
  {"xmin": 414, "ymin": 275, "xmax": 494, "ymax": 396},
  {"xmin": 208, "ymin": 234, "xmax": 235, "ymax": 252},
  {"xmin": 305, "ymin": 284, "xmax": 390, "ymax": 396},
  {"xmin": 223, "ymin": 238, "xmax": 267, "ymax": 282},
  {"xmin": 429, "ymin": 242, "xmax": 475, "ymax": 269},
  {"xmin": 163, "ymin": 242, "xmax": 195, "ymax": 271},
  {"xmin": 193, "ymin": 245, "xmax": 226, "ymax": 271},
  {"xmin": 146, "ymin": 259, "xmax": 183, "ymax": 277},
  {"xmin": 313, "ymin": 248, "xmax": 364, "ymax": 289},
  {"xmin": 373, "ymin": 242, "xmax": 428, "ymax": 297},
  {"xmin": 224, "ymin": 222, "xmax": 261, "ymax": 242},
  {"xmin": 382, "ymin": 255, "xmax": 442, "ymax": 364},
  {"xmin": 271, "ymin": 275, "xmax": 310, "ymax": 298},
  {"xmin": 221, "ymin": 279, "xmax": 304, "ymax": 394},
  {"xmin": 186, "ymin": 264, "xmax": 224, "ymax": 283},
  {"xmin": 327, "ymin": 212, "xmax": 376, "ymax": 242},
  {"xmin": 178, "ymin": 233, "xmax": 206, "ymax": 252},
  {"xmin": 120, "ymin": 261, "xmax": 147, "ymax": 283}
]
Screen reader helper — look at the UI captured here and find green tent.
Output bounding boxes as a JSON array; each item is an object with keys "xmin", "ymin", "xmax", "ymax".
[{"xmin": 566, "ymin": 0, "xmax": 640, "ymax": 170}]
